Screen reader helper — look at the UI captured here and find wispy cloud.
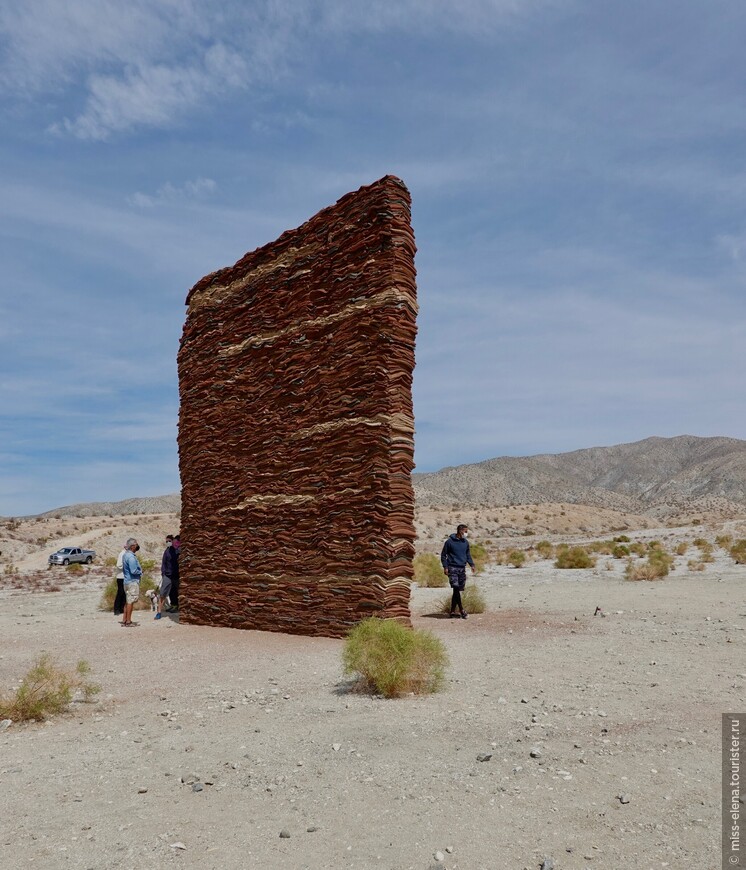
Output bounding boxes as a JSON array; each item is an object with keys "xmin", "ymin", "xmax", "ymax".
[{"xmin": 127, "ymin": 177, "xmax": 216, "ymax": 209}]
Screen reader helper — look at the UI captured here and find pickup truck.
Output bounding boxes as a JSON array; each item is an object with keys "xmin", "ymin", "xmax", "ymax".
[{"xmin": 48, "ymin": 547, "xmax": 96, "ymax": 566}]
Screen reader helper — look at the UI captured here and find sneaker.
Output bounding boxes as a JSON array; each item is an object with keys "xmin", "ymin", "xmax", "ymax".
[
  {"xmin": 449, "ymin": 612, "xmax": 457, "ymax": 619},
  {"xmin": 461, "ymin": 612, "xmax": 468, "ymax": 619},
  {"xmin": 155, "ymin": 613, "xmax": 162, "ymax": 620}
]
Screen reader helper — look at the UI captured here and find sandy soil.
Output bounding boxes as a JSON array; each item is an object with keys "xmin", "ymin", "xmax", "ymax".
[{"xmin": 1, "ymin": 518, "xmax": 743, "ymax": 870}]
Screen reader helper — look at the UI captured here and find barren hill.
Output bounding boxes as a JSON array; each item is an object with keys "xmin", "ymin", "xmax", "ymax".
[
  {"xmin": 18, "ymin": 435, "xmax": 746, "ymax": 521},
  {"xmin": 413, "ymin": 435, "xmax": 746, "ymax": 517},
  {"xmin": 31, "ymin": 493, "xmax": 181, "ymax": 519}
]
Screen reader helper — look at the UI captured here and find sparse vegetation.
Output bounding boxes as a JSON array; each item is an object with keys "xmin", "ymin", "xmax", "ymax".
[
  {"xmin": 342, "ymin": 618, "xmax": 448, "ymax": 698},
  {"xmin": 0, "ymin": 654, "xmax": 100, "ymax": 722},
  {"xmin": 469, "ymin": 541, "xmax": 489, "ymax": 574},
  {"xmin": 730, "ymin": 539, "xmax": 746, "ymax": 564},
  {"xmin": 507, "ymin": 550, "xmax": 526, "ymax": 568},
  {"xmin": 554, "ymin": 547, "xmax": 595, "ymax": 569},
  {"xmin": 626, "ymin": 546, "xmax": 674, "ymax": 580},
  {"xmin": 413, "ymin": 553, "xmax": 447, "ymax": 587},
  {"xmin": 438, "ymin": 584, "xmax": 487, "ymax": 614},
  {"xmin": 716, "ymin": 534, "xmax": 733, "ymax": 549},
  {"xmin": 675, "ymin": 542, "xmax": 688, "ymax": 556},
  {"xmin": 612, "ymin": 544, "xmax": 630, "ymax": 559},
  {"xmin": 535, "ymin": 540, "xmax": 553, "ymax": 559},
  {"xmin": 98, "ymin": 575, "xmax": 157, "ymax": 611}
]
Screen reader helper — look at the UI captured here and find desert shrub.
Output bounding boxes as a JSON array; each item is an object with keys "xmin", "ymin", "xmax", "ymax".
[
  {"xmin": 588, "ymin": 540, "xmax": 614, "ymax": 555},
  {"xmin": 675, "ymin": 542, "xmax": 688, "ymax": 556},
  {"xmin": 0, "ymin": 655, "xmax": 100, "ymax": 722},
  {"xmin": 139, "ymin": 558, "xmax": 157, "ymax": 573},
  {"xmin": 103, "ymin": 556, "xmax": 117, "ymax": 568},
  {"xmin": 612, "ymin": 544, "xmax": 630, "ymax": 559},
  {"xmin": 413, "ymin": 553, "xmax": 447, "ymax": 587},
  {"xmin": 98, "ymin": 575, "xmax": 157, "ymax": 611},
  {"xmin": 613, "ymin": 535, "xmax": 631, "ymax": 543},
  {"xmin": 626, "ymin": 560, "xmax": 665, "ymax": 581},
  {"xmin": 730, "ymin": 539, "xmax": 746, "ymax": 564},
  {"xmin": 648, "ymin": 547, "xmax": 674, "ymax": 575},
  {"xmin": 535, "ymin": 540, "xmax": 553, "ymax": 559},
  {"xmin": 342, "ymin": 618, "xmax": 448, "ymax": 698},
  {"xmin": 687, "ymin": 558, "xmax": 707, "ymax": 572},
  {"xmin": 694, "ymin": 540, "xmax": 715, "ymax": 563},
  {"xmin": 492, "ymin": 549, "xmax": 508, "ymax": 566},
  {"xmin": 629, "ymin": 542, "xmax": 646, "ymax": 557},
  {"xmin": 507, "ymin": 550, "xmax": 526, "ymax": 568},
  {"xmin": 716, "ymin": 534, "xmax": 733, "ymax": 549},
  {"xmin": 469, "ymin": 541, "xmax": 489, "ymax": 573},
  {"xmin": 554, "ymin": 547, "xmax": 595, "ymax": 569},
  {"xmin": 438, "ymin": 584, "xmax": 487, "ymax": 614},
  {"xmin": 66, "ymin": 562, "xmax": 83, "ymax": 574}
]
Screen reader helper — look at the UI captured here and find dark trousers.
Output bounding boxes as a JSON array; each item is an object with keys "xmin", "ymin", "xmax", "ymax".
[
  {"xmin": 170, "ymin": 576, "xmax": 180, "ymax": 608},
  {"xmin": 113, "ymin": 578, "xmax": 126, "ymax": 615}
]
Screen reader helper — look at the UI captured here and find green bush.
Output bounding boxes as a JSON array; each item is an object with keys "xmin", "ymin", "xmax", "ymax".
[
  {"xmin": 342, "ymin": 618, "xmax": 448, "ymax": 698},
  {"xmin": 103, "ymin": 556, "xmax": 117, "ymax": 568},
  {"xmin": 730, "ymin": 539, "xmax": 746, "ymax": 564},
  {"xmin": 613, "ymin": 535, "xmax": 631, "ymax": 543},
  {"xmin": 65, "ymin": 562, "xmax": 83, "ymax": 574},
  {"xmin": 716, "ymin": 534, "xmax": 733, "ymax": 549},
  {"xmin": 588, "ymin": 540, "xmax": 614, "ymax": 555},
  {"xmin": 612, "ymin": 544, "xmax": 630, "ymax": 559},
  {"xmin": 469, "ymin": 541, "xmax": 489, "ymax": 574},
  {"xmin": 535, "ymin": 541, "xmax": 554, "ymax": 559},
  {"xmin": 507, "ymin": 550, "xmax": 526, "ymax": 568},
  {"xmin": 626, "ymin": 547, "xmax": 673, "ymax": 580},
  {"xmin": 98, "ymin": 575, "xmax": 158, "ymax": 611},
  {"xmin": 629, "ymin": 542, "xmax": 647, "ymax": 557},
  {"xmin": 675, "ymin": 542, "xmax": 688, "ymax": 556},
  {"xmin": 413, "ymin": 553, "xmax": 447, "ymax": 587},
  {"xmin": 0, "ymin": 655, "xmax": 100, "ymax": 721},
  {"xmin": 554, "ymin": 547, "xmax": 595, "ymax": 569},
  {"xmin": 438, "ymin": 584, "xmax": 487, "ymax": 614}
]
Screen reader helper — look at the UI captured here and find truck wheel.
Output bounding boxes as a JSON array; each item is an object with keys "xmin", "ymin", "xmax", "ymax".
[
  {"xmin": 63, "ymin": 559, "xmax": 69, "ymax": 566},
  {"xmin": 86, "ymin": 556, "xmax": 92, "ymax": 564}
]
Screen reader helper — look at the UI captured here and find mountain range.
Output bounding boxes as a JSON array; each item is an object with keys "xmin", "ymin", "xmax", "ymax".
[{"xmin": 23, "ymin": 435, "xmax": 746, "ymax": 519}]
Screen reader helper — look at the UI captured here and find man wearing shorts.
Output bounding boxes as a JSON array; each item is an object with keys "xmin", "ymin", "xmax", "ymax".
[
  {"xmin": 156, "ymin": 535, "xmax": 175, "ymax": 620},
  {"xmin": 121, "ymin": 538, "xmax": 142, "ymax": 627},
  {"xmin": 440, "ymin": 524, "xmax": 476, "ymax": 619}
]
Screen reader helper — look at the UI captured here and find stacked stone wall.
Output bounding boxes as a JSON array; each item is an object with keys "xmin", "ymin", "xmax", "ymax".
[{"xmin": 177, "ymin": 175, "xmax": 418, "ymax": 636}]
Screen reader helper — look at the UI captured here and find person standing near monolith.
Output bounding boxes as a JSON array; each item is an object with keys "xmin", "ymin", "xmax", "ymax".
[
  {"xmin": 440, "ymin": 524, "xmax": 475, "ymax": 619},
  {"xmin": 121, "ymin": 538, "xmax": 142, "ymax": 627}
]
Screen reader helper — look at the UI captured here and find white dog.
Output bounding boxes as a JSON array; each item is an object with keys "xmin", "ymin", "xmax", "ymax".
[{"xmin": 145, "ymin": 589, "xmax": 159, "ymax": 612}]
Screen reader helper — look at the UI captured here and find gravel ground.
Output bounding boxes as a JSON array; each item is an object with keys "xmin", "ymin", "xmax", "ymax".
[{"xmin": 0, "ymin": 542, "xmax": 742, "ymax": 870}]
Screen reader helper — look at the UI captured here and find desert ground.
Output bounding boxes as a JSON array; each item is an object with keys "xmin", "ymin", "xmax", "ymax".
[{"xmin": 0, "ymin": 510, "xmax": 743, "ymax": 869}]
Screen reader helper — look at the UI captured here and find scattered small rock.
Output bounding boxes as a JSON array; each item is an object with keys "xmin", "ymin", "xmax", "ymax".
[
  {"xmin": 0, "ymin": 719, "xmax": 11, "ymax": 732},
  {"xmin": 540, "ymin": 858, "xmax": 555, "ymax": 870},
  {"xmin": 279, "ymin": 829, "xmax": 291, "ymax": 838},
  {"xmin": 169, "ymin": 842, "xmax": 186, "ymax": 850},
  {"xmin": 192, "ymin": 783, "xmax": 204, "ymax": 793},
  {"xmin": 445, "ymin": 845, "xmax": 454, "ymax": 854},
  {"xmin": 332, "ymin": 743, "xmax": 341, "ymax": 752},
  {"xmin": 476, "ymin": 753, "xmax": 492, "ymax": 763},
  {"xmin": 306, "ymin": 826, "xmax": 319, "ymax": 833},
  {"xmin": 618, "ymin": 793, "xmax": 630, "ymax": 804},
  {"xmin": 521, "ymin": 697, "xmax": 529, "ymax": 704},
  {"xmin": 530, "ymin": 748, "xmax": 542, "ymax": 758},
  {"xmin": 434, "ymin": 851, "xmax": 445, "ymax": 862},
  {"xmin": 137, "ymin": 787, "xmax": 148, "ymax": 794}
]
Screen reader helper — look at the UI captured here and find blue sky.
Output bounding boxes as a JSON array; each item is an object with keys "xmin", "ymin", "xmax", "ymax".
[{"xmin": 1, "ymin": 0, "xmax": 745, "ymax": 515}]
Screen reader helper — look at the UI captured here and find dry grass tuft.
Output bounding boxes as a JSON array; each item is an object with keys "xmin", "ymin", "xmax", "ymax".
[
  {"xmin": 342, "ymin": 618, "xmax": 448, "ymax": 698},
  {"xmin": 0, "ymin": 655, "xmax": 100, "ymax": 722},
  {"xmin": 413, "ymin": 553, "xmax": 447, "ymax": 587}
]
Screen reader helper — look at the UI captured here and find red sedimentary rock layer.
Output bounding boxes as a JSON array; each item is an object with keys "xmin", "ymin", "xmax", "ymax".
[{"xmin": 177, "ymin": 175, "xmax": 418, "ymax": 637}]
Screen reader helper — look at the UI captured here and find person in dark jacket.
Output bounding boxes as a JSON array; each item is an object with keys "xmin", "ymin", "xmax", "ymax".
[
  {"xmin": 156, "ymin": 535, "xmax": 178, "ymax": 619},
  {"xmin": 440, "ymin": 524, "xmax": 476, "ymax": 619}
]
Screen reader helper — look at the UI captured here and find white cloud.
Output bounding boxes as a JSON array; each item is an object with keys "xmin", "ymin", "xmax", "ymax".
[
  {"xmin": 53, "ymin": 47, "xmax": 248, "ymax": 140},
  {"xmin": 127, "ymin": 177, "xmax": 217, "ymax": 209},
  {"xmin": 2, "ymin": 0, "xmax": 563, "ymax": 139}
]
